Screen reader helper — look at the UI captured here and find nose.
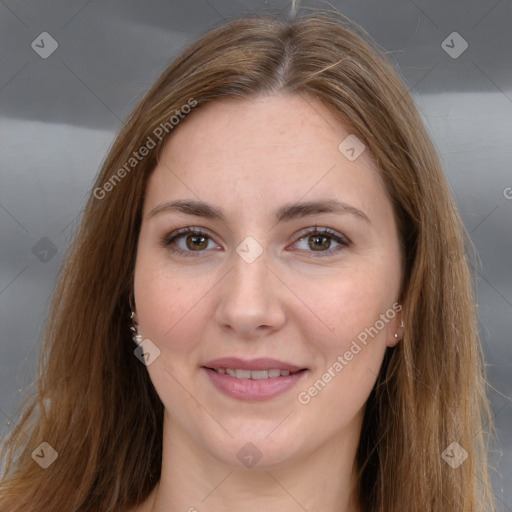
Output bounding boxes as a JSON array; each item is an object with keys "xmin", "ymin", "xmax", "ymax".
[{"xmin": 215, "ymin": 250, "xmax": 286, "ymax": 339}]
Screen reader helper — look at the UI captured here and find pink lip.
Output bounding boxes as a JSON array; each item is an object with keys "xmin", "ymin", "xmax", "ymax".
[{"xmin": 201, "ymin": 358, "xmax": 308, "ymax": 402}]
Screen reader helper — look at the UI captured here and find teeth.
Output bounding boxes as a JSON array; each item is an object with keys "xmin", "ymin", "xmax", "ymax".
[
  {"xmin": 251, "ymin": 370, "xmax": 268, "ymax": 380},
  {"xmin": 235, "ymin": 369, "xmax": 251, "ymax": 379},
  {"xmin": 213, "ymin": 368, "xmax": 295, "ymax": 380}
]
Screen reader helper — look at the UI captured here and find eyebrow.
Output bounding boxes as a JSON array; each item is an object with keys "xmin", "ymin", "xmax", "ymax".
[{"xmin": 147, "ymin": 198, "xmax": 371, "ymax": 224}]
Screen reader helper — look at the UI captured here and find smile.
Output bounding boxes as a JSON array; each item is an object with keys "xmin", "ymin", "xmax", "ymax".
[
  {"xmin": 209, "ymin": 368, "xmax": 298, "ymax": 379},
  {"xmin": 201, "ymin": 358, "xmax": 308, "ymax": 401}
]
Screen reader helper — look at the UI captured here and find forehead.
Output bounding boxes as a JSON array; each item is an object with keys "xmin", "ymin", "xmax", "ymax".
[{"xmin": 143, "ymin": 93, "xmax": 391, "ymax": 223}]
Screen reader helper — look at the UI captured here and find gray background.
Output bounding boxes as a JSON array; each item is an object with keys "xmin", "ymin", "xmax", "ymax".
[{"xmin": 0, "ymin": 0, "xmax": 511, "ymax": 508}]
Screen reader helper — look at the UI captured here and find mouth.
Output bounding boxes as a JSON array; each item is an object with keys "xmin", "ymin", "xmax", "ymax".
[
  {"xmin": 205, "ymin": 367, "xmax": 306, "ymax": 380},
  {"xmin": 201, "ymin": 358, "xmax": 308, "ymax": 401},
  {"xmin": 204, "ymin": 367, "xmax": 305, "ymax": 379}
]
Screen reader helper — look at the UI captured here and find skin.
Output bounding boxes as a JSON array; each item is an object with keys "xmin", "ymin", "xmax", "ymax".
[{"xmin": 131, "ymin": 93, "xmax": 404, "ymax": 512}]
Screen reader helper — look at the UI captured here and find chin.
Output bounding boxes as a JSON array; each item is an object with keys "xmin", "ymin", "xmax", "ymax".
[{"xmin": 197, "ymin": 424, "xmax": 307, "ymax": 470}]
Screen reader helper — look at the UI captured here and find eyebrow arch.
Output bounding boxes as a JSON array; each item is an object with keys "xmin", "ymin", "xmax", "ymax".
[{"xmin": 147, "ymin": 198, "xmax": 371, "ymax": 224}]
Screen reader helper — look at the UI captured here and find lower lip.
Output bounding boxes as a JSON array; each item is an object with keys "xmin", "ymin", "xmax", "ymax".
[{"xmin": 202, "ymin": 367, "xmax": 307, "ymax": 401}]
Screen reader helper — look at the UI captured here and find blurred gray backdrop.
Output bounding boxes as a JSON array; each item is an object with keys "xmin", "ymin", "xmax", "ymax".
[{"xmin": 1, "ymin": 0, "xmax": 511, "ymax": 509}]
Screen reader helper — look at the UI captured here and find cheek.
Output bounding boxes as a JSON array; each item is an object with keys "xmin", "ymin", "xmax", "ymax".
[
  {"xmin": 133, "ymin": 255, "xmax": 207, "ymax": 403},
  {"xmin": 134, "ymin": 249, "xmax": 200, "ymax": 351},
  {"xmin": 294, "ymin": 269, "xmax": 392, "ymax": 423},
  {"xmin": 293, "ymin": 260, "xmax": 397, "ymax": 352}
]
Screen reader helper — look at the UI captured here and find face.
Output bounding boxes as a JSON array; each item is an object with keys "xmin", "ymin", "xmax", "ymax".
[{"xmin": 133, "ymin": 93, "xmax": 403, "ymax": 468}]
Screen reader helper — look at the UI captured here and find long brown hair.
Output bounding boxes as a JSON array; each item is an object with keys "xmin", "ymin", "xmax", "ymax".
[{"xmin": 0, "ymin": 10, "xmax": 496, "ymax": 512}]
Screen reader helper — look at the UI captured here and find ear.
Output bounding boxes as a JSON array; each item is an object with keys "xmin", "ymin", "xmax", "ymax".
[{"xmin": 386, "ymin": 303, "xmax": 404, "ymax": 348}]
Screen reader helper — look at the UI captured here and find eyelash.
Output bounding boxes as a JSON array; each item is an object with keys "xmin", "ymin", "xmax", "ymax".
[{"xmin": 161, "ymin": 225, "xmax": 351, "ymax": 258}]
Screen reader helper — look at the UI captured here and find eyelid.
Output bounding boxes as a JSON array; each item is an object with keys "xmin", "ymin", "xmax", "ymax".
[
  {"xmin": 161, "ymin": 225, "xmax": 351, "ymax": 257},
  {"xmin": 161, "ymin": 226, "xmax": 221, "ymax": 257},
  {"xmin": 162, "ymin": 226, "xmax": 212, "ymax": 244},
  {"xmin": 292, "ymin": 226, "xmax": 350, "ymax": 245},
  {"xmin": 288, "ymin": 226, "xmax": 351, "ymax": 257}
]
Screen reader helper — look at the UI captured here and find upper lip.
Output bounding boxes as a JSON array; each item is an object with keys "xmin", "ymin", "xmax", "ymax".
[{"xmin": 202, "ymin": 357, "xmax": 305, "ymax": 372}]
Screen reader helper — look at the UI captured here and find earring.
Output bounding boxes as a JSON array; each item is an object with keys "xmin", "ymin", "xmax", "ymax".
[
  {"xmin": 394, "ymin": 319, "xmax": 405, "ymax": 339},
  {"xmin": 130, "ymin": 310, "xmax": 143, "ymax": 345}
]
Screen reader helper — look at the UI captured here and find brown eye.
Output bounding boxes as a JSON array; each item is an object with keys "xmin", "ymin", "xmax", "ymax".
[
  {"xmin": 161, "ymin": 227, "xmax": 220, "ymax": 257},
  {"xmin": 291, "ymin": 227, "xmax": 350, "ymax": 257},
  {"xmin": 308, "ymin": 234, "xmax": 332, "ymax": 251},
  {"xmin": 186, "ymin": 234, "xmax": 208, "ymax": 251}
]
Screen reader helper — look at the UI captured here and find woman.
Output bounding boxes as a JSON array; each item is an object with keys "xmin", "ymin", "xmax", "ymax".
[{"xmin": 0, "ymin": 9, "xmax": 496, "ymax": 512}]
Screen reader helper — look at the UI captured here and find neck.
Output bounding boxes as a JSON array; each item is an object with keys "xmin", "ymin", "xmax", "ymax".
[{"xmin": 149, "ymin": 411, "xmax": 363, "ymax": 512}]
